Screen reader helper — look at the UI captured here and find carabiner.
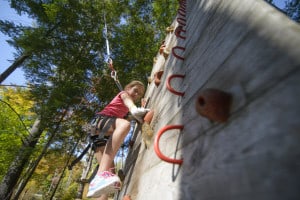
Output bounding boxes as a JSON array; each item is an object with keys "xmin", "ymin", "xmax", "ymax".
[{"xmin": 111, "ymin": 70, "xmax": 117, "ymax": 81}]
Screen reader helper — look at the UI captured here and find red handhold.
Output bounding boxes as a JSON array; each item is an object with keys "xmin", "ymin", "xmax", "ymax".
[
  {"xmin": 172, "ymin": 46, "xmax": 185, "ymax": 60},
  {"xmin": 154, "ymin": 125, "xmax": 184, "ymax": 164},
  {"xmin": 166, "ymin": 74, "xmax": 185, "ymax": 96},
  {"xmin": 180, "ymin": 4, "xmax": 186, "ymax": 10},
  {"xmin": 175, "ymin": 25, "xmax": 186, "ymax": 40},
  {"xmin": 177, "ymin": 17, "xmax": 186, "ymax": 26},
  {"xmin": 179, "ymin": 0, "xmax": 187, "ymax": 8},
  {"xmin": 178, "ymin": 8, "xmax": 186, "ymax": 17},
  {"xmin": 195, "ymin": 88, "xmax": 232, "ymax": 122}
]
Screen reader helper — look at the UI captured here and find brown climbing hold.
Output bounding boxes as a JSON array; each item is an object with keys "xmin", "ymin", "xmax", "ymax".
[
  {"xmin": 154, "ymin": 70, "xmax": 164, "ymax": 87},
  {"xmin": 195, "ymin": 88, "xmax": 232, "ymax": 122},
  {"xmin": 142, "ymin": 122, "xmax": 153, "ymax": 148},
  {"xmin": 144, "ymin": 110, "xmax": 154, "ymax": 124},
  {"xmin": 166, "ymin": 26, "xmax": 174, "ymax": 33},
  {"xmin": 142, "ymin": 110, "xmax": 154, "ymax": 148},
  {"xmin": 147, "ymin": 76, "xmax": 152, "ymax": 84},
  {"xmin": 123, "ymin": 195, "xmax": 131, "ymax": 200},
  {"xmin": 163, "ymin": 49, "xmax": 170, "ymax": 59},
  {"xmin": 159, "ymin": 44, "xmax": 166, "ymax": 54}
]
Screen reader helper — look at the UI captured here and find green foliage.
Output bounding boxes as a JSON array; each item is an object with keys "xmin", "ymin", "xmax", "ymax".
[
  {"xmin": 1, "ymin": 0, "xmax": 176, "ymax": 114},
  {"xmin": 0, "ymin": 87, "xmax": 36, "ymax": 180},
  {"xmin": 152, "ymin": 0, "xmax": 179, "ymax": 34},
  {"xmin": 22, "ymin": 150, "xmax": 83, "ymax": 198},
  {"xmin": 60, "ymin": 183, "xmax": 78, "ymax": 200}
]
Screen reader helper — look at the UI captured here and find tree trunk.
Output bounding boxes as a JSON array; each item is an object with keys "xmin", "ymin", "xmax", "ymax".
[
  {"xmin": 12, "ymin": 111, "xmax": 67, "ymax": 199},
  {"xmin": 0, "ymin": 119, "xmax": 42, "ymax": 200},
  {"xmin": 0, "ymin": 21, "xmax": 62, "ymax": 84},
  {"xmin": 12, "ymin": 131, "xmax": 57, "ymax": 199},
  {"xmin": 0, "ymin": 54, "xmax": 31, "ymax": 84},
  {"xmin": 48, "ymin": 141, "xmax": 79, "ymax": 200}
]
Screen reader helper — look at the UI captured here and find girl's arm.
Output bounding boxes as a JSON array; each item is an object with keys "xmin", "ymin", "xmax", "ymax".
[
  {"xmin": 121, "ymin": 92, "xmax": 149, "ymax": 122},
  {"xmin": 121, "ymin": 92, "xmax": 136, "ymax": 110}
]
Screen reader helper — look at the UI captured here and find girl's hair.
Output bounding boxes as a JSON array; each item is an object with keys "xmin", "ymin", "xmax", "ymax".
[{"xmin": 124, "ymin": 80, "xmax": 145, "ymax": 93}]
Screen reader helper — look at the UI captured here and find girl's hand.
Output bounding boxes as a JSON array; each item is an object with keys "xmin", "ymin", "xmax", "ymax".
[{"xmin": 130, "ymin": 107, "xmax": 150, "ymax": 123}]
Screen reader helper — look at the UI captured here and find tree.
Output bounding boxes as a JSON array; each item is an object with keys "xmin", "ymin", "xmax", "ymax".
[
  {"xmin": 0, "ymin": 54, "xmax": 31, "ymax": 83},
  {"xmin": 0, "ymin": 0, "xmax": 177, "ymax": 198},
  {"xmin": 0, "ymin": 87, "xmax": 35, "ymax": 180},
  {"xmin": 285, "ymin": 0, "xmax": 300, "ymax": 22},
  {"xmin": 11, "ymin": 110, "xmax": 68, "ymax": 199},
  {"xmin": 265, "ymin": 0, "xmax": 300, "ymax": 23},
  {"xmin": 0, "ymin": 118, "xmax": 43, "ymax": 199}
]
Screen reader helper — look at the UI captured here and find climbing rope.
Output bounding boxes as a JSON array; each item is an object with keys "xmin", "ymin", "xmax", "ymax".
[{"xmin": 103, "ymin": 12, "xmax": 123, "ymax": 91}]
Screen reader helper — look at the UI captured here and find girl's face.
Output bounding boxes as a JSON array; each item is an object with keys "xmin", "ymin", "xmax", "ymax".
[{"xmin": 127, "ymin": 85, "xmax": 144, "ymax": 101}]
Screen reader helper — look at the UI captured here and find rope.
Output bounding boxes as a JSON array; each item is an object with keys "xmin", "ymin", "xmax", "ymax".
[
  {"xmin": 103, "ymin": 12, "xmax": 123, "ymax": 91},
  {"xmin": 103, "ymin": 13, "xmax": 110, "ymax": 61}
]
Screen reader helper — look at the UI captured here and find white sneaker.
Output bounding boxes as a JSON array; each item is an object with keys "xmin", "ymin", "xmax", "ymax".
[{"xmin": 87, "ymin": 171, "xmax": 121, "ymax": 198}]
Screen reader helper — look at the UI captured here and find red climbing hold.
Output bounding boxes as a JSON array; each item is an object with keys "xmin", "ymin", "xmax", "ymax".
[{"xmin": 154, "ymin": 125, "xmax": 184, "ymax": 164}]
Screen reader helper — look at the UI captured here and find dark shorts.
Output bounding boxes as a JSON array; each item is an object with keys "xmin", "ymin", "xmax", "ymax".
[{"xmin": 89, "ymin": 115, "xmax": 116, "ymax": 149}]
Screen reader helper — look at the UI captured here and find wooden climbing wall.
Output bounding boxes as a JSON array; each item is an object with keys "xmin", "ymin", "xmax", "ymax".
[{"xmin": 116, "ymin": 0, "xmax": 300, "ymax": 199}]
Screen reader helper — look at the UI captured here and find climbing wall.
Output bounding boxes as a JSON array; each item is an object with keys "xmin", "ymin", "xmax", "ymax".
[{"xmin": 116, "ymin": 0, "xmax": 300, "ymax": 199}]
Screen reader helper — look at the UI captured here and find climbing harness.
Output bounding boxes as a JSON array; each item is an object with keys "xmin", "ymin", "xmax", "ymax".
[
  {"xmin": 90, "ymin": 114, "xmax": 116, "ymax": 147},
  {"xmin": 68, "ymin": 115, "xmax": 116, "ymax": 170}
]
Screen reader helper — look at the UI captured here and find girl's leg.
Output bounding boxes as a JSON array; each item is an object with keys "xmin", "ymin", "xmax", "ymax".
[
  {"xmin": 94, "ymin": 146, "xmax": 105, "ymax": 164},
  {"xmin": 94, "ymin": 146, "xmax": 115, "ymax": 200},
  {"xmin": 87, "ymin": 118, "xmax": 130, "ymax": 198},
  {"xmin": 95, "ymin": 194, "xmax": 108, "ymax": 200},
  {"xmin": 99, "ymin": 118, "xmax": 130, "ymax": 172},
  {"xmin": 94, "ymin": 146, "xmax": 115, "ymax": 170}
]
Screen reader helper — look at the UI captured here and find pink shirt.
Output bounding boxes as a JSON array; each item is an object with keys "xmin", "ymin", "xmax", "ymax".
[{"xmin": 98, "ymin": 91, "xmax": 129, "ymax": 118}]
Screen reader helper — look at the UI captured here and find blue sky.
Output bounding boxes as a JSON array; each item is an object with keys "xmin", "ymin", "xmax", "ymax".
[
  {"xmin": 0, "ymin": 0, "xmax": 33, "ymax": 86},
  {"xmin": 0, "ymin": 0, "xmax": 286, "ymax": 86}
]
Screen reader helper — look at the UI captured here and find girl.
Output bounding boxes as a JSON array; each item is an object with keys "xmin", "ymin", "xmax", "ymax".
[{"xmin": 87, "ymin": 81, "xmax": 149, "ymax": 198}]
